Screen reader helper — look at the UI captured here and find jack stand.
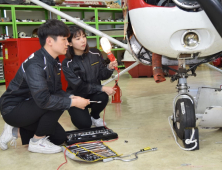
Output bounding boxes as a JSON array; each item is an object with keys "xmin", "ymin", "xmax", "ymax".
[{"xmin": 112, "ymin": 80, "xmax": 122, "ymax": 103}]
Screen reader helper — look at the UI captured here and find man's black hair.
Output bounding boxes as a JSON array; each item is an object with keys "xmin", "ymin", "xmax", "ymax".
[{"xmin": 38, "ymin": 19, "xmax": 70, "ymax": 47}]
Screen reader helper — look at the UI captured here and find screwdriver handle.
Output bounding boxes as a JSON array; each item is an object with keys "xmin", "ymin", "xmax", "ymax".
[{"xmin": 140, "ymin": 147, "xmax": 151, "ymax": 152}]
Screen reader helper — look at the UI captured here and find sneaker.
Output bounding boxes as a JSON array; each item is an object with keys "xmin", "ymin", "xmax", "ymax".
[
  {"xmin": 0, "ymin": 123, "xmax": 17, "ymax": 150},
  {"xmin": 28, "ymin": 136, "xmax": 62, "ymax": 154},
  {"xmin": 91, "ymin": 117, "xmax": 106, "ymax": 127}
]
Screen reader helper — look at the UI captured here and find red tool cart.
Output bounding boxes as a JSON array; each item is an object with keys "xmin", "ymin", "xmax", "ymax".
[{"xmin": 1, "ymin": 38, "xmax": 68, "ymax": 90}]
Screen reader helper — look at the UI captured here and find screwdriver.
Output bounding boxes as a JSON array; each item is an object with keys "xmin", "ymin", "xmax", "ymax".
[
  {"xmin": 90, "ymin": 101, "xmax": 102, "ymax": 103},
  {"xmin": 140, "ymin": 147, "xmax": 157, "ymax": 152}
]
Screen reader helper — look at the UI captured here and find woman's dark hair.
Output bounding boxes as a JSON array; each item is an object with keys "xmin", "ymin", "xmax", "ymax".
[
  {"xmin": 66, "ymin": 25, "xmax": 89, "ymax": 59},
  {"xmin": 38, "ymin": 19, "xmax": 70, "ymax": 47}
]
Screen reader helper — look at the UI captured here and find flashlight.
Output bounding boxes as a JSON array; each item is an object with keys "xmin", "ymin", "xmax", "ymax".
[{"xmin": 100, "ymin": 37, "xmax": 118, "ymax": 70}]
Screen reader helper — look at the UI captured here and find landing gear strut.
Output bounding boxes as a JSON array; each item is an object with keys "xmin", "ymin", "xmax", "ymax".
[{"xmin": 171, "ymin": 59, "xmax": 199, "ymax": 150}]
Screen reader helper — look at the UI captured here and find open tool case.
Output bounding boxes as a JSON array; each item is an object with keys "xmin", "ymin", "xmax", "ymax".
[
  {"xmin": 66, "ymin": 126, "xmax": 118, "ymax": 145},
  {"xmin": 63, "ymin": 142, "xmax": 120, "ymax": 162}
]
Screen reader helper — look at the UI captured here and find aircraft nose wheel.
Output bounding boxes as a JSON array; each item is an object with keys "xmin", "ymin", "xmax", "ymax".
[{"xmin": 173, "ymin": 98, "xmax": 199, "ymax": 150}]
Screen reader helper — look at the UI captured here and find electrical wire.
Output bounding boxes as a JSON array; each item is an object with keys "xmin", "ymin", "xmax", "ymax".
[
  {"xmin": 103, "ymin": 68, "xmax": 120, "ymax": 129},
  {"xmin": 113, "ymin": 68, "xmax": 121, "ymax": 87}
]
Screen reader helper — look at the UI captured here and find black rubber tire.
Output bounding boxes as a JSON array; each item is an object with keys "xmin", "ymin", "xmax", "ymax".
[
  {"xmin": 173, "ymin": 98, "xmax": 196, "ymax": 140},
  {"xmin": 184, "ymin": 127, "xmax": 199, "ymax": 150}
]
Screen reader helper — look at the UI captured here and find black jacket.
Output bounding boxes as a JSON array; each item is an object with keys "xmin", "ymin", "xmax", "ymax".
[
  {"xmin": 0, "ymin": 48, "xmax": 71, "ymax": 116},
  {"xmin": 62, "ymin": 48, "xmax": 113, "ymax": 98}
]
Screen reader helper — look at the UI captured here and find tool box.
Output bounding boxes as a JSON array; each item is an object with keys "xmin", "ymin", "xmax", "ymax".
[{"xmin": 66, "ymin": 127, "xmax": 118, "ymax": 145}]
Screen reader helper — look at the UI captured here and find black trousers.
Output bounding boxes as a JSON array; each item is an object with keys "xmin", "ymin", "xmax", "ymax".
[
  {"xmin": 3, "ymin": 99, "xmax": 66, "ymax": 145},
  {"xmin": 68, "ymin": 92, "xmax": 109, "ymax": 129}
]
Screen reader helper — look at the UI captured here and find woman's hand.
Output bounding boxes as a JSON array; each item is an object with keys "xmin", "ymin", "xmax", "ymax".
[
  {"xmin": 108, "ymin": 60, "xmax": 118, "ymax": 70},
  {"xmin": 71, "ymin": 96, "xmax": 90, "ymax": 110},
  {"xmin": 102, "ymin": 86, "xmax": 116, "ymax": 96}
]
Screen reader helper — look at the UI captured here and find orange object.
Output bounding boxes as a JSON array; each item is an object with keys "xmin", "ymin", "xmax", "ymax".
[
  {"xmin": 152, "ymin": 53, "xmax": 166, "ymax": 83},
  {"xmin": 107, "ymin": 52, "xmax": 118, "ymax": 71},
  {"xmin": 112, "ymin": 80, "xmax": 122, "ymax": 103}
]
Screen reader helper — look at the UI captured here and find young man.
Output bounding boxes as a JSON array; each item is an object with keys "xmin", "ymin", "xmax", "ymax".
[{"xmin": 0, "ymin": 19, "xmax": 90, "ymax": 154}]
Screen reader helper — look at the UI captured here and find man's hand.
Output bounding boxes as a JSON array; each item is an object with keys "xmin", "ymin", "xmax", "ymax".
[
  {"xmin": 102, "ymin": 86, "xmax": 116, "ymax": 96},
  {"xmin": 108, "ymin": 60, "xmax": 118, "ymax": 70},
  {"xmin": 71, "ymin": 96, "xmax": 90, "ymax": 110}
]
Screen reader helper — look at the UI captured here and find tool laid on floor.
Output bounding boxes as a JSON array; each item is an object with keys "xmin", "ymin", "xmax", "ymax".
[
  {"xmin": 63, "ymin": 142, "xmax": 120, "ymax": 162},
  {"xmin": 66, "ymin": 127, "xmax": 118, "ymax": 145},
  {"xmin": 103, "ymin": 147, "xmax": 157, "ymax": 162},
  {"xmin": 63, "ymin": 142, "xmax": 157, "ymax": 163}
]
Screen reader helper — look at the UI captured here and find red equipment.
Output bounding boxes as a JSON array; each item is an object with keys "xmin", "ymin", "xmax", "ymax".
[
  {"xmin": 112, "ymin": 80, "xmax": 122, "ymax": 103},
  {"xmin": 107, "ymin": 52, "xmax": 118, "ymax": 71},
  {"xmin": 152, "ymin": 53, "xmax": 166, "ymax": 83},
  {"xmin": 213, "ymin": 57, "xmax": 222, "ymax": 67},
  {"xmin": 1, "ymin": 38, "xmax": 68, "ymax": 90},
  {"xmin": 1, "ymin": 38, "xmax": 41, "ymax": 88}
]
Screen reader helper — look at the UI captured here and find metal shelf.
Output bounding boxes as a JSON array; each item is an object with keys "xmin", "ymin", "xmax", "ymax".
[
  {"xmin": 97, "ymin": 35, "xmax": 124, "ymax": 38},
  {"xmin": 110, "ymin": 35, "xmax": 124, "ymax": 38},
  {"xmin": 97, "ymin": 8, "xmax": 123, "ymax": 11},
  {"xmin": 87, "ymin": 36, "xmax": 97, "ymax": 39},
  {"xmin": 98, "ymin": 22, "xmax": 124, "ymax": 25},
  {"xmin": 118, "ymin": 65, "xmax": 125, "ymax": 68},
  {"xmin": 16, "ymin": 21, "xmax": 96, "ymax": 25},
  {"xmin": 0, "ymin": 22, "xmax": 13, "ymax": 25},
  {"xmin": 16, "ymin": 22, "xmax": 45, "ymax": 25},
  {"xmin": 64, "ymin": 22, "xmax": 96, "ymax": 25},
  {"xmin": 111, "ymin": 48, "xmax": 125, "ymax": 51},
  {"xmin": 0, "ymin": 5, "xmax": 125, "ymax": 67},
  {"xmin": 0, "ymin": 4, "xmax": 14, "ymax": 8},
  {"xmin": 100, "ymin": 48, "xmax": 125, "ymax": 52},
  {"xmin": 0, "ymin": 79, "xmax": 5, "ymax": 83},
  {"xmin": 14, "ymin": 5, "xmax": 58, "ymax": 10},
  {"xmin": 14, "ymin": 5, "xmax": 51, "ymax": 8},
  {"xmin": 59, "ymin": 7, "xmax": 95, "ymax": 11}
]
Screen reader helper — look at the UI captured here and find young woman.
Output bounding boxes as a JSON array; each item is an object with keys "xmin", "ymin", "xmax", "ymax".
[{"xmin": 62, "ymin": 25, "xmax": 118, "ymax": 129}]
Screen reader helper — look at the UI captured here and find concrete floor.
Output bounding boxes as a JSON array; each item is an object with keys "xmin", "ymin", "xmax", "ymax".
[{"xmin": 0, "ymin": 64, "xmax": 222, "ymax": 170}]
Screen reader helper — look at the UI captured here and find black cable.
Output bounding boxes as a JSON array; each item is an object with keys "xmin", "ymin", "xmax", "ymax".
[
  {"xmin": 138, "ymin": 52, "xmax": 152, "ymax": 63},
  {"xmin": 186, "ymin": 52, "xmax": 222, "ymax": 73},
  {"xmin": 162, "ymin": 65, "xmax": 179, "ymax": 73}
]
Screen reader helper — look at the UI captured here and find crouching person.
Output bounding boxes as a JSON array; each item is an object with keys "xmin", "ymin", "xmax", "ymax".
[
  {"xmin": 0, "ymin": 19, "xmax": 90, "ymax": 154},
  {"xmin": 62, "ymin": 26, "xmax": 117, "ymax": 129}
]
